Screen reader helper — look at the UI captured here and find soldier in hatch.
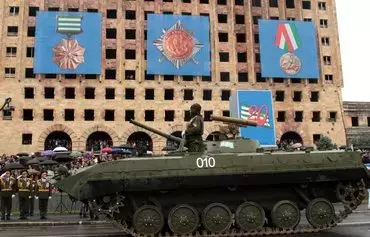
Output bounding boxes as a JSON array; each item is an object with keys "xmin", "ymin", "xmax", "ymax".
[
  {"xmin": 0, "ymin": 171, "xmax": 15, "ymax": 220},
  {"xmin": 184, "ymin": 103, "xmax": 205, "ymax": 152}
]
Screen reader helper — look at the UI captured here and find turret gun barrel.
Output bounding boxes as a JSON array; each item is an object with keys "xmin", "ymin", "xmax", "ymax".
[
  {"xmin": 129, "ymin": 119, "xmax": 183, "ymax": 143},
  {"xmin": 211, "ymin": 115, "xmax": 258, "ymax": 127}
]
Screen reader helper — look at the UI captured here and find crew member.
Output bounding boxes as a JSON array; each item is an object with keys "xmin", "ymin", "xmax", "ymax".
[
  {"xmin": 0, "ymin": 171, "xmax": 15, "ymax": 220},
  {"xmin": 184, "ymin": 103, "xmax": 204, "ymax": 152},
  {"xmin": 17, "ymin": 170, "xmax": 31, "ymax": 220},
  {"xmin": 36, "ymin": 171, "xmax": 52, "ymax": 219}
]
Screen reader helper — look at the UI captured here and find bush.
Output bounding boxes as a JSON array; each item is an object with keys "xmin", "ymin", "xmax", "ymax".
[{"xmin": 316, "ymin": 136, "xmax": 335, "ymax": 151}]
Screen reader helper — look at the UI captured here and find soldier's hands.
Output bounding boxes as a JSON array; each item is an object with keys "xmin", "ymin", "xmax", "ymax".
[
  {"xmin": 49, "ymin": 196, "xmax": 52, "ymax": 199},
  {"xmin": 11, "ymin": 194, "xmax": 15, "ymax": 198},
  {"xmin": 35, "ymin": 196, "xmax": 39, "ymax": 200},
  {"xmin": 28, "ymin": 196, "xmax": 31, "ymax": 199}
]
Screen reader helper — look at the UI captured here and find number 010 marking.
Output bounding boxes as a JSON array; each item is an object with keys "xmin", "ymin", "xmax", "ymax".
[{"xmin": 196, "ymin": 156, "xmax": 216, "ymax": 168}]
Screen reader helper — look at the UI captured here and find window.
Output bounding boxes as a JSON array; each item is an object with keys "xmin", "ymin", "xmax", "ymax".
[
  {"xmin": 218, "ymin": 14, "xmax": 227, "ymax": 23},
  {"xmin": 84, "ymin": 109, "xmax": 94, "ymax": 121},
  {"xmin": 9, "ymin": 6, "xmax": 19, "ymax": 16},
  {"xmin": 256, "ymin": 73, "xmax": 265, "ymax": 82},
  {"xmin": 277, "ymin": 111, "xmax": 285, "ymax": 122},
  {"xmin": 203, "ymin": 89, "xmax": 212, "ymax": 100},
  {"xmin": 27, "ymin": 27, "xmax": 35, "ymax": 37},
  {"xmin": 304, "ymin": 18, "xmax": 312, "ymax": 22},
  {"xmin": 253, "ymin": 16, "xmax": 261, "ymax": 25},
  {"xmin": 126, "ymin": 10, "xmax": 136, "ymax": 20},
  {"xmin": 65, "ymin": 109, "xmax": 74, "ymax": 121},
  {"xmin": 145, "ymin": 89, "xmax": 155, "ymax": 100},
  {"xmin": 293, "ymin": 91, "xmax": 302, "ymax": 102},
  {"xmin": 202, "ymin": 76, "xmax": 211, "ymax": 82},
  {"xmin": 145, "ymin": 110, "xmax": 154, "ymax": 121},
  {"xmin": 312, "ymin": 111, "xmax": 321, "ymax": 122},
  {"xmin": 238, "ymin": 72, "xmax": 248, "ymax": 82},
  {"xmin": 7, "ymin": 26, "xmax": 18, "ymax": 36},
  {"xmin": 320, "ymin": 19, "xmax": 328, "ymax": 28},
  {"xmin": 184, "ymin": 89, "xmax": 194, "ymax": 100},
  {"xmin": 29, "ymin": 6, "xmax": 39, "ymax": 16},
  {"xmin": 223, "ymin": 110, "xmax": 230, "ymax": 117},
  {"xmin": 5, "ymin": 68, "xmax": 15, "ymax": 78},
  {"xmin": 26, "ymin": 47, "xmax": 34, "ymax": 57},
  {"xmin": 125, "ymin": 110, "xmax": 135, "ymax": 121},
  {"xmin": 318, "ymin": 2, "xmax": 327, "ymax": 10},
  {"xmin": 276, "ymin": 91, "xmax": 284, "ymax": 101},
  {"xmin": 311, "ymin": 91, "xmax": 319, "ymax": 102},
  {"xmin": 22, "ymin": 134, "xmax": 32, "ymax": 145},
  {"xmin": 204, "ymin": 111, "xmax": 213, "ymax": 121},
  {"xmin": 252, "ymin": 0, "xmax": 261, "ymax": 7},
  {"xmin": 125, "ymin": 29, "xmax": 136, "ymax": 40},
  {"xmin": 219, "ymin": 52, "xmax": 229, "ymax": 62},
  {"xmin": 269, "ymin": 0, "xmax": 278, "ymax": 7},
  {"xmin": 125, "ymin": 49, "xmax": 136, "ymax": 59},
  {"xmin": 164, "ymin": 89, "xmax": 174, "ymax": 100},
  {"xmin": 286, "ymin": 0, "xmax": 295, "ymax": 8},
  {"xmin": 106, "ymin": 28, "xmax": 117, "ymax": 39},
  {"xmin": 125, "ymin": 70, "xmax": 135, "ymax": 80},
  {"xmin": 105, "ymin": 69, "xmax": 116, "ymax": 79},
  {"xmin": 107, "ymin": 9, "xmax": 117, "ymax": 19},
  {"xmin": 302, "ymin": 1, "xmax": 311, "ymax": 9},
  {"xmin": 221, "ymin": 90, "xmax": 231, "ymax": 101},
  {"xmin": 323, "ymin": 56, "xmax": 331, "ymax": 65},
  {"xmin": 6, "ymin": 47, "xmax": 16, "ymax": 57},
  {"xmin": 43, "ymin": 109, "xmax": 54, "ymax": 121},
  {"xmin": 105, "ymin": 88, "xmax": 115, "ymax": 100},
  {"xmin": 351, "ymin": 117, "xmax": 359, "ymax": 127},
  {"xmin": 25, "ymin": 68, "xmax": 35, "ymax": 78},
  {"xmin": 85, "ymin": 87, "xmax": 95, "ymax": 99},
  {"xmin": 23, "ymin": 109, "xmax": 33, "ymax": 121},
  {"xmin": 235, "ymin": 0, "xmax": 243, "ymax": 5},
  {"xmin": 321, "ymin": 37, "xmax": 330, "ymax": 46},
  {"xmin": 313, "ymin": 134, "xmax": 321, "ymax": 143},
  {"xmin": 105, "ymin": 110, "xmax": 115, "ymax": 121},
  {"xmin": 165, "ymin": 110, "xmax": 175, "ymax": 121},
  {"xmin": 295, "ymin": 111, "xmax": 303, "ymax": 122},
  {"xmin": 25, "ymin": 87, "xmax": 34, "ymax": 99},
  {"xmin": 219, "ymin": 33, "xmax": 228, "ymax": 42},
  {"xmin": 44, "ymin": 87, "xmax": 54, "ymax": 99},
  {"xmin": 236, "ymin": 33, "xmax": 246, "ymax": 43},
  {"xmin": 329, "ymin": 112, "xmax": 337, "ymax": 122},
  {"xmin": 237, "ymin": 52, "xmax": 247, "ymax": 63},
  {"xmin": 106, "ymin": 49, "xmax": 116, "ymax": 59},
  {"xmin": 183, "ymin": 76, "xmax": 193, "ymax": 81},
  {"xmin": 325, "ymin": 74, "xmax": 333, "ymax": 83},
  {"xmin": 65, "ymin": 87, "xmax": 75, "ymax": 99},
  {"xmin": 235, "ymin": 14, "xmax": 245, "ymax": 24},
  {"xmin": 220, "ymin": 72, "xmax": 230, "ymax": 82},
  {"xmin": 184, "ymin": 110, "xmax": 191, "ymax": 121},
  {"xmin": 164, "ymin": 75, "xmax": 174, "ymax": 81},
  {"xmin": 125, "ymin": 88, "xmax": 135, "ymax": 100}
]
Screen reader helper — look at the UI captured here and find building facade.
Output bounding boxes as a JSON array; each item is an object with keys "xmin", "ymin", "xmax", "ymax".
[
  {"xmin": 343, "ymin": 101, "xmax": 370, "ymax": 146},
  {"xmin": 0, "ymin": 0, "xmax": 346, "ymax": 154}
]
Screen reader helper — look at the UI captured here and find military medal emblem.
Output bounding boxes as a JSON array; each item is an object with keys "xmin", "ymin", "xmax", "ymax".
[
  {"xmin": 53, "ymin": 15, "xmax": 85, "ymax": 70},
  {"xmin": 275, "ymin": 23, "xmax": 301, "ymax": 75},
  {"xmin": 153, "ymin": 20, "xmax": 204, "ymax": 69}
]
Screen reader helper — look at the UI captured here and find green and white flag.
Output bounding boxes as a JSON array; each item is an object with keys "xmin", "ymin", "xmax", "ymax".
[{"xmin": 57, "ymin": 15, "xmax": 83, "ymax": 35}]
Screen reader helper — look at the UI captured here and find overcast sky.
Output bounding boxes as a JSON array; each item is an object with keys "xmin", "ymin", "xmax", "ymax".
[{"xmin": 336, "ymin": 0, "xmax": 369, "ymax": 102}]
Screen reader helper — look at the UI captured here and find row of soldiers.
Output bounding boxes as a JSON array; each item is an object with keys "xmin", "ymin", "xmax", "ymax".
[{"xmin": 0, "ymin": 170, "xmax": 52, "ymax": 220}]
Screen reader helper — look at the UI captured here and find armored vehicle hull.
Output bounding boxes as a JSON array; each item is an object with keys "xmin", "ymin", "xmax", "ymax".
[{"xmin": 55, "ymin": 149, "xmax": 370, "ymax": 236}]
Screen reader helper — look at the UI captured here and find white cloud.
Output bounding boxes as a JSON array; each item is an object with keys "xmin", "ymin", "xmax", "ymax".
[{"xmin": 336, "ymin": 0, "xmax": 370, "ymax": 101}]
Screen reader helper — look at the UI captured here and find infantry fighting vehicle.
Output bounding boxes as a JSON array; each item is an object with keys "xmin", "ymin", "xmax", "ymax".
[{"xmin": 54, "ymin": 115, "xmax": 370, "ymax": 237}]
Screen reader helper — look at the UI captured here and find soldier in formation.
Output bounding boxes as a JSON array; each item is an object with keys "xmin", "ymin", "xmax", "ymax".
[
  {"xmin": 17, "ymin": 170, "xmax": 32, "ymax": 220},
  {"xmin": 35, "ymin": 171, "xmax": 52, "ymax": 219},
  {"xmin": 0, "ymin": 171, "xmax": 15, "ymax": 220},
  {"xmin": 184, "ymin": 103, "xmax": 205, "ymax": 152}
]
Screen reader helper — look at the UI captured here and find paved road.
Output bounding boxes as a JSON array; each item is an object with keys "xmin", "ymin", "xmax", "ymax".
[{"xmin": 2, "ymin": 213, "xmax": 370, "ymax": 237}]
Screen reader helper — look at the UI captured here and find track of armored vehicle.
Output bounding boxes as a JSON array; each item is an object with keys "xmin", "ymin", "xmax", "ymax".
[{"xmin": 54, "ymin": 117, "xmax": 370, "ymax": 237}]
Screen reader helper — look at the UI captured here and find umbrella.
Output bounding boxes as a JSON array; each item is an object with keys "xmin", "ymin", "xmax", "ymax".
[
  {"xmin": 36, "ymin": 156, "xmax": 47, "ymax": 162},
  {"xmin": 40, "ymin": 159, "xmax": 58, "ymax": 166},
  {"xmin": 4, "ymin": 162, "xmax": 25, "ymax": 170},
  {"xmin": 83, "ymin": 153, "xmax": 93, "ymax": 159},
  {"xmin": 101, "ymin": 147, "xmax": 112, "ymax": 153},
  {"xmin": 53, "ymin": 146, "xmax": 68, "ymax": 152},
  {"xmin": 17, "ymin": 152, "xmax": 29, "ymax": 157},
  {"xmin": 19, "ymin": 156, "xmax": 32, "ymax": 166},
  {"xmin": 27, "ymin": 158, "xmax": 40, "ymax": 165},
  {"xmin": 42, "ymin": 150, "xmax": 55, "ymax": 156},
  {"xmin": 70, "ymin": 151, "xmax": 83, "ymax": 158},
  {"xmin": 111, "ymin": 148, "xmax": 132, "ymax": 155},
  {"xmin": 54, "ymin": 154, "xmax": 74, "ymax": 163}
]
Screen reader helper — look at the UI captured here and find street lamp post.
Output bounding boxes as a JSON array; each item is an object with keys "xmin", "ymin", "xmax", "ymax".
[{"xmin": 1, "ymin": 97, "xmax": 15, "ymax": 120}]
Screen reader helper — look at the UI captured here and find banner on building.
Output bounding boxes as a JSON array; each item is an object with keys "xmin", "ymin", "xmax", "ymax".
[
  {"xmin": 230, "ymin": 90, "xmax": 276, "ymax": 147},
  {"xmin": 258, "ymin": 19, "xmax": 319, "ymax": 79},
  {"xmin": 34, "ymin": 11, "xmax": 102, "ymax": 74},
  {"xmin": 147, "ymin": 14, "xmax": 211, "ymax": 76}
]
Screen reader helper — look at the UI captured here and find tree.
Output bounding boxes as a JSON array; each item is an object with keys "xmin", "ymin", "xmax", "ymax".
[{"xmin": 316, "ymin": 136, "xmax": 336, "ymax": 151}]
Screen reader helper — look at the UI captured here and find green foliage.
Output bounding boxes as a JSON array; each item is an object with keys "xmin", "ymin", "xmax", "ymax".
[{"xmin": 316, "ymin": 136, "xmax": 336, "ymax": 151}]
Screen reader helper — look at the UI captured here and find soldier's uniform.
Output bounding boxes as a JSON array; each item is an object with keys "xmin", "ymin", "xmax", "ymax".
[
  {"xmin": 36, "ymin": 172, "xmax": 52, "ymax": 219},
  {"xmin": 17, "ymin": 171, "xmax": 31, "ymax": 219},
  {"xmin": 29, "ymin": 178, "xmax": 36, "ymax": 216},
  {"xmin": 0, "ymin": 172, "xmax": 15, "ymax": 220},
  {"xmin": 185, "ymin": 103, "xmax": 204, "ymax": 152}
]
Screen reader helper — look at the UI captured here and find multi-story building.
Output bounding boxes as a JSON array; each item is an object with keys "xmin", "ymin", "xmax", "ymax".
[
  {"xmin": 343, "ymin": 101, "xmax": 370, "ymax": 146},
  {"xmin": 0, "ymin": 0, "xmax": 346, "ymax": 154}
]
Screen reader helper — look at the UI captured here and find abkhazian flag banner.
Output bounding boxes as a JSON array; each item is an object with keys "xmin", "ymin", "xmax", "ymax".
[
  {"xmin": 275, "ymin": 23, "xmax": 301, "ymax": 53},
  {"xmin": 57, "ymin": 16, "xmax": 83, "ymax": 35},
  {"xmin": 240, "ymin": 105, "xmax": 270, "ymax": 128}
]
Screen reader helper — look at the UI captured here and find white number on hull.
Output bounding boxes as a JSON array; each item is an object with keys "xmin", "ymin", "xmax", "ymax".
[{"xmin": 196, "ymin": 156, "xmax": 216, "ymax": 168}]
